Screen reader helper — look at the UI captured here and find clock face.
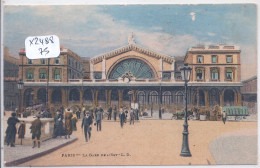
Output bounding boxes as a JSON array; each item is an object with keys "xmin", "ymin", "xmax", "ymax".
[{"xmin": 123, "ymin": 77, "xmax": 130, "ymax": 83}]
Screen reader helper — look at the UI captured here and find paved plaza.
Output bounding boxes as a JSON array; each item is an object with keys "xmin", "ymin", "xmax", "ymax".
[{"xmin": 10, "ymin": 118, "xmax": 256, "ymax": 167}]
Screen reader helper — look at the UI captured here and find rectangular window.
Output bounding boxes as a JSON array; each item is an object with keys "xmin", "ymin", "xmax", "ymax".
[
  {"xmin": 211, "ymin": 69, "xmax": 218, "ymax": 80},
  {"xmin": 28, "ymin": 59, "xmax": 32, "ymax": 64},
  {"xmin": 41, "ymin": 59, "xmax": 45, "ymax": 64},
  {"xmin": 226, "ymin": 69, "xmax": 233, "ymax": 79},
  {"xmin": 55, "ymin": 58, "xmax": 60, "ymax": 64},
  {"xmin": 27, "ymin": 71, "xmax": 34, "ymax": 79},
  {"xmin": 196, "ymin": 69, "xmax": 203, "ymax": 80},
  {"xmin": 226, "ymin": 55, "xmax": 232, "ymax": 63},
  {"xmin": 39, "ymin": 73, "xmax": 47, "ymax": 79},
  {"xmin": 212, "ymin": 55, "xmax": 217, "ymax": 63},
  {"xmin": 197, "ymin": 56, "xmax": 203, "ymax": 63}
]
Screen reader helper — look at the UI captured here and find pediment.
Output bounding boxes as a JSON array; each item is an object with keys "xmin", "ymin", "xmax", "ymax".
[{"xmin": 91, "ymin": 44, "xmax": 174, "ymax": 64}]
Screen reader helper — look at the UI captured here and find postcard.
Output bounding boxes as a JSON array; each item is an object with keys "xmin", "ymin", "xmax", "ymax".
[{"xmin": 1, "ymin": 1, "xmax": 258, "ymax": 167}]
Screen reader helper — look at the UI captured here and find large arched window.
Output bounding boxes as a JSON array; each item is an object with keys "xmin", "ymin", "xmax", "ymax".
[
  {"xmin": 51, "ymin": 89, "xmax": 62, "ymax": 104},
  {"xmin": 69, "ymin": 88, "xmax": 80, "ymax": 101},
  {"xmin": 224, "ymin": 89, "xmax": 235, "ymax": 106},
  {"xmin": 175, "ymin": 91, "xmax": 184, "ymax": 105},
  {"xmin": 162, "ymin": 91, "xmax": 171, "ymax": 105},
  {"xmin": 138, "ymin": 91, "xmax": 146, "ymax": 105},
  {"xmin": 109, "ymin": 58, "xmax": 155, "ymax": 79},
  {"xmin": 149, "ymin": 91, "xmax": 158, "ymax": 104}
]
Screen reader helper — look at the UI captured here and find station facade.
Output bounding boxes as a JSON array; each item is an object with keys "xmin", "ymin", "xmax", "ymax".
[{"xmin": 18, "ymin": 40, "xmax": 242, "ymax": 113}]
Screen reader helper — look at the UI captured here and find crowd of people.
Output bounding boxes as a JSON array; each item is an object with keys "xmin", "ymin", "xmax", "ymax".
[{"xmin": 5, "ymin": 105, "xmax": 145, "ymax": 148}]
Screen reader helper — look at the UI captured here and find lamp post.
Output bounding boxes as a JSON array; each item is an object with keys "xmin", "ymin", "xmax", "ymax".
[
  {"xmin": 17, "ymin": 80, "xmax": 24, "ymax": 118},
  {"xmin": 159, "ymin": 75, "xmax": 162, "ymax": 119},
  {"xmin": 180, "ymin": 64, "xmax": 192, "ymax": 157}
]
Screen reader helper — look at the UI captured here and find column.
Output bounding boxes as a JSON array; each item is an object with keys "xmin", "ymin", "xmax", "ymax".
[
  {"xmin": 159, "ymin": 58, "xmax": 163, "ymax": 78},
  {"xmin": 33, "ymin": 87, "xmax": 39, "ymax": 105},
  {"xmin": 102, "ymin": 58, "xmax": 106, "ymax": 79},
  {"xmin": 105, "ymin": 90, "xmax": 108, "ymax": 108},
  {"xmin": 132, "ymin": 90, "xmax": 137, "ymax": 103},
  {"xmin": 118, "ymin": 90, "xmax": 123, "ymax": 107},
  {"xmin": 80, "ymin": 89, "xmax": 83, "ymax": 107},
  {"xmin": 237, "ymin": 92, "xmax": 242, "ymax": 106},
  {"xmin": 204, "ymin": 90, "xmax": 209, "ymax": 107},
  {"xmin": 90, "ymin": 61, "xmax": 94, "ymax": 80},
  {"xmin": 61, "ymin": 88, "xmax": 68, "ymax": 107},
  {"xmin": 171, "ymin": 61, "xmax": 175, "ymax": 81},
  {"xmin": 91, "ymin": 89, "xmax": 95, "ymax": 107},
  {"xmin": 108, "ymin": 90, "xmax": 112, "ymax": 107},
  {"xmin": 47, "ymin": 88, "xmax": 52, "ymax": 109},
  {"xmin": 95, "ymin": 90, "xmax": 99, "ymax": 106},
  {"xmin": 196, "ymin": 88, "xmax": 199, "ymax": 107},
  {"xmin": 220, "ymin": 90, "xmax": 224, "ymax": 106}
]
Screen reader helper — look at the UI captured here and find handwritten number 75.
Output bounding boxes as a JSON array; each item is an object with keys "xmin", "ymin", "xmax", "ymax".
[{"xmin": 39, "ymin": 47, "xmax": 50, "ymax": 56}]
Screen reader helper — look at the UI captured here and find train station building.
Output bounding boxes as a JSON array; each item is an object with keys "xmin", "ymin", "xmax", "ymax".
[{"xmin": 18, "ymin": 38, "xmax": 243, "ymax": 113}]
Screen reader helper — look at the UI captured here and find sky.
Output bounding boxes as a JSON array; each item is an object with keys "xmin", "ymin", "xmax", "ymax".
[{"xmin": 3, "ymin": 4, "xmax": 257, "ymax": 80}]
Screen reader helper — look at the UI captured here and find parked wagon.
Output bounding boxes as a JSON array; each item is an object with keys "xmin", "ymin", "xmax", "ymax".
[
  {"xmin": 221, "ymin": 106, "xmax": 249, "ymax": 120},
  {"xmin": 172, "ymin": 111, "xmax": 193, "ymax": 120}
]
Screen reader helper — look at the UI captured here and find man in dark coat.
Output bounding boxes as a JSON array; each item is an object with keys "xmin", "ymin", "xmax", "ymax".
[
  {"xmin": 96, "ymin": 109, "xmax": 102, "ymax": 131},
  {"xmin": 31, "ymin": 115, "xmax": 42, "ymax": 148},
  {"xmin": 81, "ymin": 112, "xmax": 93, "ymax": 142},
  {"xmin": 113, "ymin": 105, "xmax": 117, "ymax": 121},
  {"xmin": 119, "ymin": 110, "xmax": 126, "ymax": 128},
  {"xmin": 18, "ymin": 121, "xmax": 26, "ymax": 145},
  {"xmin": 107, "ymin": 106, "xmax": 112, "ymax": 120},
  {"xmin": 5, "ymin": 112, "xmax": 20, "ymax": 147},
  {"xmin": 53, "ymin": 110, "xmax": 64, "ymax": 138}
]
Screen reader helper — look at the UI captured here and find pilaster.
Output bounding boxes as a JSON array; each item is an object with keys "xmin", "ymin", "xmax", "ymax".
[{"xmin": 102, "ymin": 58, "xmax": 106, "ymax": 79}]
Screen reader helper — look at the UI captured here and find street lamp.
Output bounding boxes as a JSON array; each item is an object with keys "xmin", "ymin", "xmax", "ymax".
[
  {"xmin": 17, "ymin": 79, "xmax": 24, "ymax": 118},
  {"xmin": 180, "ymin": 64, "xmax": 192, "ymax": 157}
]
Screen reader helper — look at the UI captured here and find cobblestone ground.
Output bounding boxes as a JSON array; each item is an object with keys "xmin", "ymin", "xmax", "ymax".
[{"xmin": 17, "ymin": 119, "xmax": 257, "ymax": 167}]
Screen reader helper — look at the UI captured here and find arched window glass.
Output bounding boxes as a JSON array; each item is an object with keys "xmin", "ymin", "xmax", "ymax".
[
  {"xmin": 39, "ymin": 69, "xmax": 47, "ymax": 79},
  {"xmin": 27, "ymin": 70, "xmax": 34, "ymax": 79},
  {"xmin": 211, "ymin": 69, "xmax": 219, "ymax": 80},
  {"xmin": 54, "ymin": 69, "xmax": 61, "ymax": 79},
  {"xmin": 196, "ymin": 69, "xmax": 203, "ymax": 80}
]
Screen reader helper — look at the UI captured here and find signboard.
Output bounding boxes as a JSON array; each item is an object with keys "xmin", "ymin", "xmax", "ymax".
[{"xmin": 25, "ymin": 35, "xmax": 60, "ymax": 59}]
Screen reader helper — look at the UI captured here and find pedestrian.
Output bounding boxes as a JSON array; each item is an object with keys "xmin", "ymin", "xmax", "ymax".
[
  {"xmin": 222, "ymin": 110, "xmax": 227, "ymax": 124},
  {"xmin": 18, "ymin": 121, "xmax": 25, "ymax": 145},
  {"xmin": 5, "ymin": 112, "xmax": 20, "ymax": 147},
  {"xmin": 119, "ymin": 109, "xmax": 126, "ymax": 128},
  {"xmin": 124, "ymin": 107, "xmax": 128, "ymax": 123},
  {"xmin": 135, "ymin": 109, "xmax": 139, "ymax": 121},
  {"xmin": 113, "ymin": 105, "xmax": 117, "ymax": 121},
  {"xmin": 130, "ymin": 108, "xmax": 135, "ymax": 125},
  {"xmin": 72, "ymin": 113, "xmax": 78, "ymax": 131},
  {"xmin": 53, "ymin": 110, "xmax": 65, "ymax": 138},
  {"xmin": 65, "ymin": 108, "xmax": 73, "ymax": 139},
  {"xmin": 81, "ymin": 112, "xmax": 93, "ymax": 142},
  {"xmin": 96, "ymin": 108, "xmax": 102, "ymax": 131},
  {"xmin": 107, "ymin": 106, "xmax": 112, "ymax": 120},
  {"xmin": 30, "ymin": 115, "xmax": 42, "ymax": 148}
]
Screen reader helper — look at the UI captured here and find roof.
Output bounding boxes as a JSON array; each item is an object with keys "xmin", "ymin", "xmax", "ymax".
[
  {"xmin": 90, "ymin": 44, "xmax": 175, "ymax": 64},
  {"xmin": 242, "ymin": 76, "xmax": 257, "ymax": 84}
]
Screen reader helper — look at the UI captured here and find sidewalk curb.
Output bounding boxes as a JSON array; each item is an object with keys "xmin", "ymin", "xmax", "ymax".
[{"xmin": 5, "ymin": 137, "xmax": 78, "ymax": 167}]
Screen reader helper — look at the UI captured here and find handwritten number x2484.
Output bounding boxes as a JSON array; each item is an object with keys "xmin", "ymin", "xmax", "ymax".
[{"xmin": 39, "ymin": 47, "xmax": 50, "ymax": 56}]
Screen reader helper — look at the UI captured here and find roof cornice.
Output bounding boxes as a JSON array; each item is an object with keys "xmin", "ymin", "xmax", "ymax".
[{"xmin": 90, "ymin": 44, "xmax": 175, "ymax": 64}]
